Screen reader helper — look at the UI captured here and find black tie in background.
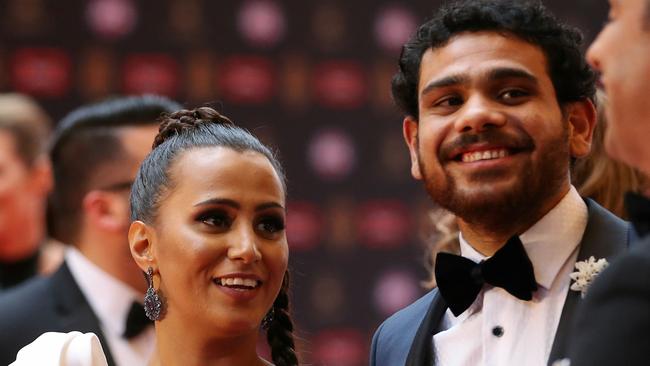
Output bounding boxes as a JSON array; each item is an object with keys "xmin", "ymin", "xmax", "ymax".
[
  {"xmin": 123, "ymin": 302, "xmax": 153, "ymax": 339},
  {"xmin": 434, "ymin": 236, "xmax": 538, "ymax": 316},
  {"xmin": 625, "ymin": 191, "xmax": 650, "ymax": 237}
]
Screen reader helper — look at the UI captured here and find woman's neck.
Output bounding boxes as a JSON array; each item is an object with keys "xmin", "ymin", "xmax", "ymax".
[{"xmin": 151, "ymin": 316, "xmax": 268, "ymax": 366}]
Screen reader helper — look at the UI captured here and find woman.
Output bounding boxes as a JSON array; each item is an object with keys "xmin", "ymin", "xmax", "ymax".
[
  {"xmin": 12, "ymin": 107, "xmax": 299, "ymax": 366},
  {"xmin": 129, "ymin": 107, "xmax": 297, "ymax": 366}
]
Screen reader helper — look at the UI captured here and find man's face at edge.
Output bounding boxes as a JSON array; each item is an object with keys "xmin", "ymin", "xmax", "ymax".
[{"xmin": 587, "ymin": 0, "xmax": 650, "ymax": 176}]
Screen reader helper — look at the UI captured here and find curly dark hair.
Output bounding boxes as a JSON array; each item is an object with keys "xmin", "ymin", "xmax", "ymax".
[
  {"xmin": 392, "ymin": 0, "xmax": 596, "ymax": 119},
  {"xmin": 130, "ymin": 106, "xmax": 297, "ymax": 365}
]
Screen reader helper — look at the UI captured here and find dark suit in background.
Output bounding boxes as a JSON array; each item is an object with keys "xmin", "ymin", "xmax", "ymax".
[
  {"xmin": 569, "ymin": 194, "xmax": 650, "ymax": 366},
  {"xmin": 0, "ymin": 262, "xmax": 116, "ymax": 366}
]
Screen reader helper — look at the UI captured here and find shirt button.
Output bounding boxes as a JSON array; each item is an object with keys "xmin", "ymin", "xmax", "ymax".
[{"xmin": 492, "ymin": 326, "xmax": 504, "ymax": 337}]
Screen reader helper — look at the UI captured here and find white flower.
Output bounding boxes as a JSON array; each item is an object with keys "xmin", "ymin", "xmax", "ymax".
[{"xmin": 569, "ymin": 256, "xmax": 609, "ymax": 298}]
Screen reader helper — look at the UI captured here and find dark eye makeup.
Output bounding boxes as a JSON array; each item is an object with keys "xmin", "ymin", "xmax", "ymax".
[{"xmin": 195, "ymin": 209, "xmax": 232, "ymax": 229}]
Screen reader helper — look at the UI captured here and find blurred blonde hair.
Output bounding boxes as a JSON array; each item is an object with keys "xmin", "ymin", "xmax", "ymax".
[{"xmin": 422, "ymin": 91, "xmax": 647, "ymax": 289}]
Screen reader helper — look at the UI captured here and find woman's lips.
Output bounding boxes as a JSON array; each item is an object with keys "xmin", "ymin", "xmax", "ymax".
[{"xmin": 212, "ymin": 274, "xmax": 263, "ymax": 301}]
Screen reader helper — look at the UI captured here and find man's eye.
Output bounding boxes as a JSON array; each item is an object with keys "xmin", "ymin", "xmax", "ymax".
[
  {"xmin": 499, "ymin": 89, "xmax": 529, "ymax": 102},
  {"xmin": 435, "ymin": 95, "xmax": 464, "ymax": 107}
]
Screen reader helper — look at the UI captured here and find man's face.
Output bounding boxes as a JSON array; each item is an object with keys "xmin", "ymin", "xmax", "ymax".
[
  {"xmin": 94, "ymin": 124, "xmax": 158, "ymax": 292},
  {"xmin": 587, "ymin": 0, "xmax": 650, "ymax": 175},
  {"xmin": 404, "ymin": 32, "xmax": 592, "ymax": 231},
  {"xmin": 0, "ymin": 130, "xmax": 48, "ymax": 260}
]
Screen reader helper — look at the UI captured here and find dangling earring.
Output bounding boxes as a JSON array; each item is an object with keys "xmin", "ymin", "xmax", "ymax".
[
  {"xmin": 143, "ymin": 267, "xmax": 164, "ymax": 321},
  {"xmin": 262, "ymin": 307, "xmax": 275, "ymax": 330}
]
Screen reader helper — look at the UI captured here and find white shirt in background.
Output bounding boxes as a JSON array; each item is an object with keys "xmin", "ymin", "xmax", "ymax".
[{"xmin": 66, "ymin": 247, "xmax": 155, "ymax": 366}]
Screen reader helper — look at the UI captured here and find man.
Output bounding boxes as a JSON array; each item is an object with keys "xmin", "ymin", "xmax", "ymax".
[
  {"xmin": 568, "ymin": 0, "xmax": 650, "ymax": 365},
  {"xmin": 370, "ymin": 1, "xmax": 633, "ymax": 365},
  {"xmin": 0, "ymin": 94, "xmax": 60, "ymax": 290},
  {"xmin": 0, "ymin": 95, "xmax": 181, "ymax": 366}
]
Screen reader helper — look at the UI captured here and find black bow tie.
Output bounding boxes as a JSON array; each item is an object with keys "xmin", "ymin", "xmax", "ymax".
[
  {"xmin": 123, "ymin": 301, "xmax": 153, "ymax": 339},
  {"xmin": 434, "ymin": 236, "xmax": 538, "ymax": 316},
  {"xmin": 625, "ymin": 192, "xmax": 650, "ymax": 238}
]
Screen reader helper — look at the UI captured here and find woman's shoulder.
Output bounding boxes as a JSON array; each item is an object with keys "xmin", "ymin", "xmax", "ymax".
[{"xmin": 10, "ymin": 331, "xmax": 108, "ymax": 366}]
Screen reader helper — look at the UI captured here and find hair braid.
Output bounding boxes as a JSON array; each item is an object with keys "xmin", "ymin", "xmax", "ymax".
[
  {"xmin": 152, "ymin": 107, "xmax": 233, "ymax": 149},
  {"xmin": 266, "ymin": 272, "xmax": 298, "ymax": 366}
]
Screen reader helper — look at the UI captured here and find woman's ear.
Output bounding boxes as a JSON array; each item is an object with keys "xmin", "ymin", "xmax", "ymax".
[
  {"xmin": 567, "ymin": 99, "xmax": 597, "ymax": 158},
  {"xmin": 128, "ymin": 220, "xmax": 156, "ymax": 271}
]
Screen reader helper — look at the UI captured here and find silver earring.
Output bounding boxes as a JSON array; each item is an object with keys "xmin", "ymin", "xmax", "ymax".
[
  {"xmin": 143, "ymin": 267, "xmax": 163, "ymax": 321},
  {"xmin": 262, "ymin": 307, "xmax": 275, "ymax": 330}
]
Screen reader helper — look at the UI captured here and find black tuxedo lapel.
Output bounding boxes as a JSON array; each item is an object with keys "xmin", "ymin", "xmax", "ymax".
[
  {"xmin": 547, "ymin": 199, "xmax": 631, "ymax": 365},
  {"xmin": 405, "ymin": 289, "xmax": 447, "ymax": 366},
  {"xmin": 52, "ymin": 262, "xmax": 117, "ymax": 366},
  {"xmin": 402, "ymin": 200, "xmax": 629, "ymax": 366}
]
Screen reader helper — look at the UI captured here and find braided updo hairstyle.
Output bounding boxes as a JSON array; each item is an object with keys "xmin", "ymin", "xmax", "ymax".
[{"xmin": 130, "ymin": 107, "xmax": 298, "ymax": 366}]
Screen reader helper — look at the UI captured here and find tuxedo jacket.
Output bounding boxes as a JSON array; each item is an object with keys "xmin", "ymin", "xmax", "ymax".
[
  {"xmin": 370, "ymin": 199, "xmax": 632, "ymax": 366},
  {"xmin": 0, "ymin": 261, "xmax": 116, "ymax": 366},
  {"xmin": 568, "ymin": 235, "xmax": 650, "ymax": 366}
]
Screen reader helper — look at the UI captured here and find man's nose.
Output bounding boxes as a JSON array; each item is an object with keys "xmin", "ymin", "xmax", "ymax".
[{"xmin": 454, "ymin": 95, "xmax": 507, "ymax": 133}]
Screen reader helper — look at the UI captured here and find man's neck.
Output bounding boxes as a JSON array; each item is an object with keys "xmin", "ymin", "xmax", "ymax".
[
  {"xmin": 457, "ymin": 187, "xmax": 570, "ymax": 256},
  {"xmin": 76, "ymin": 236, "xmax": 147, "ymax": 294}
]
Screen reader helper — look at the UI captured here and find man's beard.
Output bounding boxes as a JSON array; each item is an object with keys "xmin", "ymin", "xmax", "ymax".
[{"xmin": 418, "ymin": 127, "xmax": 570, "ymax": 236}]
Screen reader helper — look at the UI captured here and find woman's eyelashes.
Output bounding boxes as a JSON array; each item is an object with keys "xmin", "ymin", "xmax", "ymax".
[
  {"xmin": 255, "ymin": 215, "xmax": 286, "ymax": 239},
  {"xmin": 196, "ymin": 209, "xmax": 232, "ymax": 230},
  {"xmin": 195, "ymin": 209, "xmax": 285, "ymax": 238}
]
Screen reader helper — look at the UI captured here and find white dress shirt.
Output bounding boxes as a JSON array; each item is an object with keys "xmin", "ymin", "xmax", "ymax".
[
  {"xmin": 433, "ymin": 186, "xmax": 588, "ymax": 366},
  {"xmin": 66, "ymin": 248, "xmax": 155, "ymax": 366}
]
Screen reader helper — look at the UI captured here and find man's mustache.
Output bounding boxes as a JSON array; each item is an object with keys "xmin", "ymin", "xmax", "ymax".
[{"xmin": 438, "ymin": 129, "xmax": 535, "ymax": 162}]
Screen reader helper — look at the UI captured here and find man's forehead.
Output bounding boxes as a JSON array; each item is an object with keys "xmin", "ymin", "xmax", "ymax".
[{"xmin": 418, "ymin": 33, "xmax": 548, "ymax": 89}]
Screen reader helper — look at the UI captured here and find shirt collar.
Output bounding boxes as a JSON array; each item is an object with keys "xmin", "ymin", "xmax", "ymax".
[
  {"xmin": 459, "ymin": 186, "xmax": 587, "ymax": 290},
  {"xmin": 65, "ymin": 247, "xmax": 143, "ymax": 337}
]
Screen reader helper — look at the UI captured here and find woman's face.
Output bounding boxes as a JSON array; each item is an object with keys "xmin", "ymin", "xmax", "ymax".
[{"xmin": 150, "ymin": 147, "xmax": 287, "ymax": 336}]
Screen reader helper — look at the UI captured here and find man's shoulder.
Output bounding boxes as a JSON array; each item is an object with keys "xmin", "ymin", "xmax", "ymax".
[
  {"xmin": 370, "ymin": 289, "xmax": 437, "ymax": 365},
  {"xmin": 373, "ymin": 289, "xmax": 436, "ymax": 347},
  {"xmin": 583, "ymin": 198, "xmax": 633, "ymax": 253},
  {"xmin": 380, "ymin": 289, "xmax": 437, "ymax": 330},
  {"xmin": 0, "ymin": 274, "xmax": 55, "ymax": 318}
]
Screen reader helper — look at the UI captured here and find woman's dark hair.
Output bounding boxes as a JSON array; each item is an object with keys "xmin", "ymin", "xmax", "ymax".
[
  {"xmin": 130, "ymin": 106, "xmax": 285, "ymax": 223},
  {"xmin": 392, "ymin": 0, "xmax": 596, "ymax": 119},
  {"xmin": 130, "ymin": 106, "xmax": 296, "ymax": 365},
  {"xmin": 266, "ymin": 272, "xmax": 299, "ymax": 366}
]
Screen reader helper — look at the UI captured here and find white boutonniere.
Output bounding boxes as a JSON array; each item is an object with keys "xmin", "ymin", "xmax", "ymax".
[{"xmin": 569, "ymin": 256, "xmax": 609, "ymax": 298}]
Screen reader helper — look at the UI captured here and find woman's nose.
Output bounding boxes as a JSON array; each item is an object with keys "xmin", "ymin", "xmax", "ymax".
[{"xmin": 227, "ymin": 225, "xmax": 262, "ymax": 263}]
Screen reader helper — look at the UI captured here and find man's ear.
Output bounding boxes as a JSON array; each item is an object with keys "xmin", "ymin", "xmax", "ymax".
[
  {"xmin": 566, "ymin": 99, "xmax": 597, "ymax": 158},
  {"xmin": 82, "ymin": 191, "xmax": 126, "ymax": 233},
  {"xmin": 129, "ymin": 220, "xmax": 156, "ymax": 272},
  {"xmin": 403, "ymin": 116, "xmax": 422, "ymax": 180}
]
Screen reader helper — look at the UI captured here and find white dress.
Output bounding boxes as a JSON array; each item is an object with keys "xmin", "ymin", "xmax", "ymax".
[{"xmin": 10, "ymin": 332, "xmax": 108, "ymax": 366}]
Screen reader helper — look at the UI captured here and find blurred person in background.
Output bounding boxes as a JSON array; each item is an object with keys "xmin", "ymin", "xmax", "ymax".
[
  {"xmin": 370, "ymin": 1, "xmax": 633, "ymax": 365},
  {"xmin": 0, "ymin": 95, "xmax": 181, "ymax": 366},
  {"xmin": 568, "ymin": 0, "xmax": 650, "ymax": 364},
  {"xmin": 0, "ymin": 93, "xmax": 62, "ymax": 290}
]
